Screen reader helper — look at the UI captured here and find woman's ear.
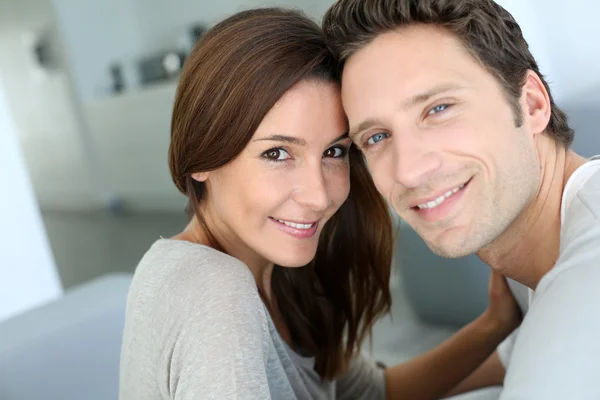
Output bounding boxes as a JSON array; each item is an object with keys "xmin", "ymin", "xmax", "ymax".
[{"xmin": 191, "ymin": 172, "xmax": 209, "ymax": 182}]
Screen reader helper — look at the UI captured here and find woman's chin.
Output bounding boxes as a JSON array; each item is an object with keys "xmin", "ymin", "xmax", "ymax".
[{"xmin": 268, "ymin": 248, "xmax": 317, "ymax": 268}]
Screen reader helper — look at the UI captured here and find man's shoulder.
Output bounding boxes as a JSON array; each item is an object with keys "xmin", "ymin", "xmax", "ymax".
[
  {"xmin": 577, "ymin": 167, "xmax": 600, "ymax": 217},
  {"xmin": 560, "ymin": 165, "xmax": 600, "ymax": 250},
  {"xmin": 539, "ymin": 165, "xmax": 600, "ymax": 297},
  {"xmin": 503, "ymin": 262, "xmax": 600, "ymax": 398},
  {"xmin": 579, "ymin": 159, "xmax": 600, "ymax": 190},
  {"xmin": 500, "ymin": 165, "xmax": 600, "ymax": 398}
]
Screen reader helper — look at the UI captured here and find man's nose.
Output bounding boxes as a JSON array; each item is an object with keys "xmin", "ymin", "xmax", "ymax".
[{"xmin": 392, "ymin": 135, "xmax": 441, "ymax": 189}]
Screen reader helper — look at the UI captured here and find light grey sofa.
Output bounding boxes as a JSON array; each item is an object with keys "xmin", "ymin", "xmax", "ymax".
[{"xmin": 0, "ymin": 273, "xmax": 132, "ymax": 400}]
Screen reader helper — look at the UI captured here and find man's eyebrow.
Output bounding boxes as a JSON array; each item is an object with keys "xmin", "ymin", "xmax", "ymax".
[
  {"xmin": 253, "ymin": 135, "xmax": 307, "ymax": 146},
  {"xmin": 349, "ymin": 119, "xmax": 382, "ymax": 139},
  {"xmin": 349, "ymin": 84, "xmax": 465, "ymax": 139},
  {"xmin": 403, "ymin": 83, "xmax": 465, "ymax": 109}
]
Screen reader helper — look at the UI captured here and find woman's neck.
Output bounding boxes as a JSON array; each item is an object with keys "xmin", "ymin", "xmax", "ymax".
[
  {"xmin": 178, "ymin": 215, "xmax": 275, "ymax": 292},
  {"xmin": 177, "ymin": 213, "xmax": 294, "ymax": 346}
]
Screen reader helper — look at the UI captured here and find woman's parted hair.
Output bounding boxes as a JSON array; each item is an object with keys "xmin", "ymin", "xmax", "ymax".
[{"xmin": 168, "ymin": 7, "xmax": 393, "ymax": 379}]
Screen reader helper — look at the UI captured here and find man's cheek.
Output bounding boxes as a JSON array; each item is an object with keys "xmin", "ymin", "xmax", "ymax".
[{"xmin": 367, "ymin": 162, "xmax": 391, "ymax": 196}]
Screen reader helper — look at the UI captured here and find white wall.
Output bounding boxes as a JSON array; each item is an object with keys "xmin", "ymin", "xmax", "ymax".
[
  {"xmin": 0, "ymin": 75, "xmax": 62, "ymax": 323},
  {"xmin": 51, "ymin": 0, "xmax": 335, "ymax": 102},
  {"xmin": 51, "ymin": 0, "xmax": 144, "ymax": 100},
  {"xmin": 529, "ymin": 0, "xmax": 600, "ymax": 158},
  {"xmin": 497, "ymin": 0, "xmax": 600, "ymax": 106},
  {"xmin": 84, "ymin": 82, "xmax": 186, "ymax": 211},
  {"xmin": 132, "ymin": 0, "xmax": 334, "ymax": 52},
  {"xmin": 497, "ymin": 0, "xmax": 600, "ymax": 157},
  {"xmin": 494, "ymin": 1, "xmax": 558, "ymax": 94},
  {"xmin": 0, "ymin": 0, "xmax": 102, "ymax": 210}
]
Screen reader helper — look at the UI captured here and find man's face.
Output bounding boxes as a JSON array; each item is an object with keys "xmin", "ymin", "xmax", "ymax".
[{"xmin": 342, "ymin": 25, "xmax": 540, "ymax": 258}]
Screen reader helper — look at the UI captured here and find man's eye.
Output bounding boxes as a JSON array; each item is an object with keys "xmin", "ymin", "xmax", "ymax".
[
  {"xmin": 428, "ymin": 104, "xmax": 450, "ymax": 116},
  {"xmin": 263, "ymin": 148, "xmax": 290, "ymax": 161},
  {"xmin": 367, "ymin": 132, "xmax": 390, "ymax": 146}
]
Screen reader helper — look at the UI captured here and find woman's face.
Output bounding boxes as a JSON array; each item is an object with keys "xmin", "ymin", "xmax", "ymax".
[{"xmin": 196, "ymin": 80, "xmax": 350, "ymax": 269}]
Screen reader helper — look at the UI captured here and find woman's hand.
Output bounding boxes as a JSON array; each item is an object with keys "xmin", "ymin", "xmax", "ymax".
[{"xmin": 482, "ymin": 270, "xmax": 522, "ymax": 339}]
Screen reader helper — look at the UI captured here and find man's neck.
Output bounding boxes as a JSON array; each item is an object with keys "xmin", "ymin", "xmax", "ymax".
[{"xmin": 477, "ymin": 136, "xmax": 586, "ymax": 289}]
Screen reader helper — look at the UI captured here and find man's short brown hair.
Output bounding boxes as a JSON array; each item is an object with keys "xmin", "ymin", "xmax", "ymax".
[{"xmin": 323, "ymin": 0, "xmax": 574, "ymax": 146}]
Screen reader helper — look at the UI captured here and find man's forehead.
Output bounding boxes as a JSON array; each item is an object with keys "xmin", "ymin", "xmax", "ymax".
[
  {"xmin": 342, "ymin": 26, "xmax": 477, "ymax": 84},
  {"xmin": 342, "ymin": 42, "xmax": 479, "ymax": 107}
]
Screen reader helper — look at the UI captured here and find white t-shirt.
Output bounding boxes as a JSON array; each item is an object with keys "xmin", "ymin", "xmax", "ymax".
[{"xmin": 497, "ymin": 156, "xmax": 600, "ymax": 399}]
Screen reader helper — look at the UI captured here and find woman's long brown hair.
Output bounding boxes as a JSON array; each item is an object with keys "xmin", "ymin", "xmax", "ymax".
[{"xmin": 169, "ymin": 7, "xmax": 393, "ymax": 380}]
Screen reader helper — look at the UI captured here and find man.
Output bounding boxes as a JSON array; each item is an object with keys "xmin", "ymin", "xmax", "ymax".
[{"xmin": 323, "ymin": 0, "xmax": 600, "ymax": 398}]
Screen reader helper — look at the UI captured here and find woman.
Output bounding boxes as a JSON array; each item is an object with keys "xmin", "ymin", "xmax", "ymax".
[{"xmin": 119, "ymin": 8, "xmax": 520, "ymax": 400}]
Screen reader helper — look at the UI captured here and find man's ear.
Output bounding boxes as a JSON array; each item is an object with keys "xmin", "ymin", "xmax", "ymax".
[
  {"xmin": 191, "ymin": 172, "xmax": 209, "ymax": 182},
  {"xmin": 520, "ymin": 70, "xmax": 551, "ymax": 136}
]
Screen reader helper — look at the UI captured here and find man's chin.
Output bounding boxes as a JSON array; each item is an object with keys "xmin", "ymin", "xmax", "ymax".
[{"xmin": 425, "ymin": 238, "xmax": 478, "ymax": 259}]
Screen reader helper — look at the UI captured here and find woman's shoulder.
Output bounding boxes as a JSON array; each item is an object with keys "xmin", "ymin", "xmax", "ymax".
[
  {"xmin": 129, "ymin": 238, "xmax": 263, "ymax": 319},
  {"xmin": 140, "ymin": 238, "xmax": 253, "ymax": 283},
  {"xmin": 121, "ymin": 240, "xmax": 273, "ymax": 397}
]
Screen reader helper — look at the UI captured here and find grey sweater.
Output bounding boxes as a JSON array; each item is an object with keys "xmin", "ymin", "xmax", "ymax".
[{"xmin": 119, "ymin": 239, "xmax": 386, "ymax": 400}]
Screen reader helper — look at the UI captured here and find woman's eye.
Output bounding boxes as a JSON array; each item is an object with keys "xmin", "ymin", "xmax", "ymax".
[
  {"xmin": 366, "ymin": 132, "xmax": 390, "ymax": 146},
  {"xmin": 263, "ymin": 148, "xmax": 290, "ymax": 161},
  {"xmin": 324, "ymin": 146, "xmax": 347, "ymax": 158},
  {"xmin": 428, "ymin": 104, "xmax": 450, "ymax": 116}
]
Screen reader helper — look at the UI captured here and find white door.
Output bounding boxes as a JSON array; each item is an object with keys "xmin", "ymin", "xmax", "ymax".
[{"xmin": 0, "ymin": 73, "xmax": 62, "ymax": 322}]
